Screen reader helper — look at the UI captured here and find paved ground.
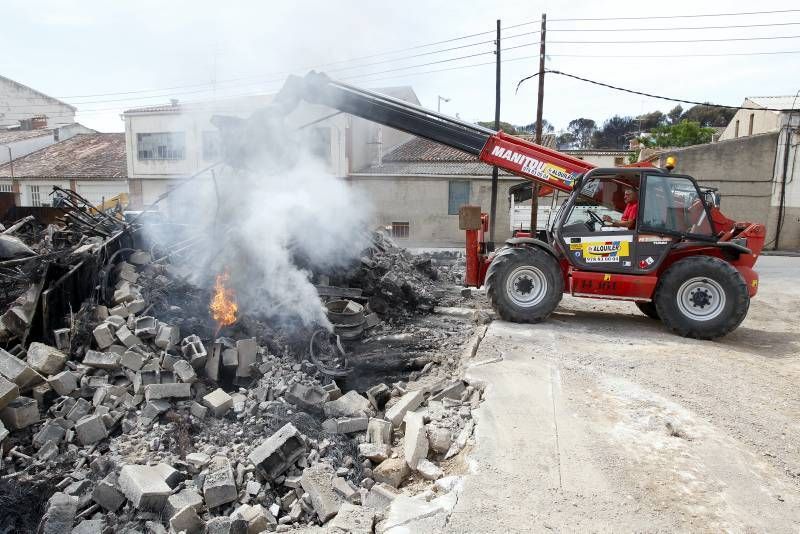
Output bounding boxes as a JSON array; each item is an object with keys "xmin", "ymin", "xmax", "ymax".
[{"xmin": 446, "ymin": 256, "xmax": 800, "ymax": 533}]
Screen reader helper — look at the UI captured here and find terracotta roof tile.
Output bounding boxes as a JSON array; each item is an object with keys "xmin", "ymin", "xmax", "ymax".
[{"xmin": 0, "ymin": 133, "xmax": 126, "ymax": 179}]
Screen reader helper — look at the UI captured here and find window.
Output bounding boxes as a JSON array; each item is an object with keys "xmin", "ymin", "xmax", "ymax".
[
  {"xmin": 202, "ymin": 131, "xmax": 220, "ymax": 161},
  {"xmin": 641, "ymin": 174, "xmax": 712, "ymax": 236},
  {"xmin": 563, "ymin": 177, "xmax": 636, "ymax": 228},
  {"xmin": 748, "ymin": 113, "xmax": 754, "ymax": 136},
  {"xmin": 310, "ymin": 127, "xmax": 331, "ymax": 165},
  {"xmin": 390, "ymin": 222, "xmax": 409, "ymax": 239},
  {"xmin": 614, "ymin": 156, "xmax": 625, "ymax": 166},
  {"xmin": 734, "ymin": 120, "xmax": 739, "ymax": 138},
  {"xmin": 0, "ymin": 183, "xmax": 12, "ymax": 193},
  {"xmin": 28, "ymin": 185, "xmax": 41, "ymax": 206},
  {"xmin": 448, "ymin": 180, "xmax": 470, "ymax": 215},
  {"xmin": 137, "ymin": 132, "xmax": 185, "ymax": 160}
]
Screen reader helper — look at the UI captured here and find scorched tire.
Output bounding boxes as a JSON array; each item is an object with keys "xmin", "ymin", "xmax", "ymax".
[
  {"xmin": 635, "ymin": 301, "xmax": 660, "ymax": 320},
  {"xmin": 485, "ymin": 246, "xmax": 563, "ymax": 323},
  {"xmin": 655, "ymin": 256, "xmax": 749, "ymax": 340}
]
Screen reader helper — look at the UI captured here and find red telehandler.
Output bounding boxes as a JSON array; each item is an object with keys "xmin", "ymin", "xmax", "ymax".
[{"xmin": 214, "ymin": 72, "xmax": 765, "ymax": 339}]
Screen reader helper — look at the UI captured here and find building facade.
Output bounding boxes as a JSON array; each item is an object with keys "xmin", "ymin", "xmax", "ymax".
[
  {"xmin": 0, "ymin": 134, "xmax": 128, "ymax": 207},
  {"xmin": 0, "ymin": 74, "xmax": 76, "ymax": 130}
]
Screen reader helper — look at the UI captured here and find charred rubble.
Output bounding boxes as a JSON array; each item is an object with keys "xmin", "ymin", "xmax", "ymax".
[{"xmin": 0, "ymin": 210, "xmax": 486, "ymax": 533}]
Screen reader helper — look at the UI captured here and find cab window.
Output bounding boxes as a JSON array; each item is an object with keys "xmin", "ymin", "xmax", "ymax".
[
  {"xmin": 562, "ymin": 176, "xmax": 638, "ymax": 232},
  {"xmin": 642, "ymin": 174, "xmax": 713, "ymax": 236}
]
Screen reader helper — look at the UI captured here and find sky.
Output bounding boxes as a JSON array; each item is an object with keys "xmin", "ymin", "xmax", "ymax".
[{"xmin": 2, "ymin": 0, "xmax": 799, "ymax": 134}]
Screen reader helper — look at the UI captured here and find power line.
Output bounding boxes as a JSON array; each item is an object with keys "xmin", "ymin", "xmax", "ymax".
[
  {"xmin": 548, "ymin": 8, "xmax": 800, "ymax": 22},
  {"xmin": 550, "ymin": 49, "xmax": 800, "ymax": 58},
  {"xmin": 516, "ymin": 69, "xmax": 800, "ymax": 111},
  {"xmin": 546, "ymin": 34, "xmax": 800, "ymax": 44},
  {"xmin": 548, "ymin": 21, "xmax": 800, "ymax": 32}
]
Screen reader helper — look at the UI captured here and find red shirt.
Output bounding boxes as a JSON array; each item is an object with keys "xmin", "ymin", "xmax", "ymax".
[{"xmin": 622, "ymin": 202, "xmax": 638, "ymax": 222}]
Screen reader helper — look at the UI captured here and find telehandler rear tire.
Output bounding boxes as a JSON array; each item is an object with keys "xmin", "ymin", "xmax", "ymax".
[
  {"xmin": 485, "ymin": 246, "xmax": 563, "ymax": 323},
  {"xmin": 655, "ymin": 256, "xmax": 749, "ymax": 339},
  {"xmin": 635, "ymin": 301, "xmax": 660, "ymax": 319}
]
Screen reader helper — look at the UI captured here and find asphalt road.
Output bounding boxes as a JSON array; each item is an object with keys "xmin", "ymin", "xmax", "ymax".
[{"xmin": 446, "ymin": 256, "xmax": 800, "ymax": 533}]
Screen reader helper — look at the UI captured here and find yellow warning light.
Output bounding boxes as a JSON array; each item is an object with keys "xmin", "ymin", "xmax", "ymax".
[{"xmin": 665, "ymin": 155, "xmax": 677, "ymax": 171}]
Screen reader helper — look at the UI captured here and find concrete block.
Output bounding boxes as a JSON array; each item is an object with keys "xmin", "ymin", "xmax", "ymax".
[
  {"xmin": 83, "ymin": 350, "xmax": 120, "ymax": 370},
  {"xmin": 285, "ymin": 382, "xmax": 328, "ymax": 415},
  {"xmin": 385, "ymin": 390, "xmax": 423, "ymax": 427},
  {"xmin": 430, "ymin": 380, "xmax": 466, "ymax": 402},
  {"xmin": 92, "ymin": 473, "xmax": 126, "ymax": 511},
  {"xmin": 328, "ymin": 502, "xmax": 376, "ymax": 534},
  {"xmin": 46, "ymin": 370, "xmax": 77, "ymax": 396},
  {"xmin": 248, "ymin": 422, "xmax": 306, "ymax": 480},
  {"xmin": 108, "ymin": 304, "xmax": 130, "ymax": 318},
  {"xmin": 40, "ymin": 492, "xmax": 78, "ymax": 534},
  {"xmin": 403, "ymin": 411, "xmax": 428, "ymax": 469},
  {"xmin": 233, "ymin": 503, "xmax": 275, "ymax": 533},
  {"xmin": 332, "ymin": 477, "xmax": 358, "ymax": 502},
  {"xmin": 300, "ymin": 463, "xmax": 343, "ymax": 523},
  {"xmin": 366, "ymin": 383, "xmax": 391, "ymax": 411},
  {"xmin": 52, "ymin": 328, "xmax": 71, "ymax": 351},
  {"xmin": 322, "ymin": 381, "xmax": 342, "ymax": 400},
  {"xmin": 235, "ymin": 338, "xmax": 257, "ymax": 378},
  {"xmin": 376, "ymin": 494, "xmax": 447, "ymax": 533},
  {"xmin": 202, "ymin": 388, "xmax": 232, "ymax": 417},
  {"xmin": 0, "ymin": 375, "xmax": 19, "ymax": 411},
  {"xmin": 0, "ymin": 396, "xmax": 38, "ymax": 429},
  {"xmin": 72, "ymin": 519, "xmax": 104, "ymax": 534},
  {"xmin": 126, "ymin": 297, "xmax": 146, "ymax": 315},
  {"xmin": 358, "ymin": 443, "xmax": 391, "ymax": 463},
  {"xmin": 324, "ymin": 390, "xmax": 372, "ymax": 419},
  {"xmin": 205, "ymin": 342, "xmax": 222, "ymax": 382},
  {"xmin": 118, "ymin": 464, "xmax": 172, "ymax": 511},
  {"xmin": 205, "ymin": 517, "xmax": 233, "ymax": 534},
  {"xmin": 416, "ymin": 458, "xmax": 443, "ymax": 480},
  {"xmin": 166, "ymin": 488, "xmax": 203, "ymax": 517},
  {"xmin": 75, "ymin": 414, "xmax": 108, "ymax": 445},
  {"xmin": 66, "ymin": 397, "xmax": 92, "ymax": 422},
  {"xmin": 133, "ymin": 316, "xmax": 158, "ymax": 338},
  {"xmin": 106, "ymin": 315, "xmax": 126, "ymax": 328},
  {"xmin": 428, "ymin": 426, "xmax": 453, "ymax": 454},
  {"xmin": 128, "ymin": 250, "xmax": 150, "ymax": 265},
  {"xmin": 144, "ymin": 383, "xmax": 192, "ymax": 401},
  {"xmin": 154, "ymin": 323, "xmax": 180, "ymax": 349},
  {"xmin": 203, "ymin": 456, "xmax": 238, "ymax": 508},
  {"xmin": 372, "ymin": 458, "xmax": 409, "ymax": 488},
  {"xmin": 173, "ymin": 359, "xmax": 197, "ymax": 383},
  {"xmin": 120, "ymin": 350, "xmax": 144, "ymax": 371},
  {"xmin": 323, "ymin": 416, "xmax": 369, "ymax": 434},
  {"xmin": 367, "ymin": 418, "xmax": 392, "ymax": 445},
  {"xmin": 363, "ymin": 483, "xmax": 398, "ymax": 511},
  {"xmin": 182, "ymin": 336, "xmax": 208, "ymax": 369},
  {"xmin": 26, "ymin": 342, "xmax": 66, "ymax": 375},
  {"xmin": 32, "ymin": 419, "xmax": 66, "ymax": 448},
  {"xmin": 170, "ymin": 505, "xmax": 205, "ymax": 534},
  {"xmin": 116, "ymin": 325, "xmax": 142, "ymax": 348},
  {"xmin": 190, "ymin": 401, "xmax": 207, "ymax": 419},
  {"xmin": 222, "ymin": 348, "xmax": 238, "ymax": 372},
  {"xmin": 92, "ymin": 323, "xmax": 115, "ymax": 349},
  {"xmin": 153, "ymin": 462, "xmax": 183, "ymax": 488},
  {"xmin": 0, "ymin": 348, "xmax": 43, "ymax": 389}
]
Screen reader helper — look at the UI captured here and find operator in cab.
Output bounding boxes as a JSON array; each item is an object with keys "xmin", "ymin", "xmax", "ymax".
[{"xmin": 603, "ymin": 188, "xmax": 638, "ymax": 229}]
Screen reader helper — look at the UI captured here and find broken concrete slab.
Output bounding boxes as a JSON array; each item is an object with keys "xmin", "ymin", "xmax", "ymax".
[
  {"xmin": 367, "ymin": 418, "xmax": 392, "ymax": 445},
  {"xmin": 0, "ymin": 348, "xmax": 43, "ymax": 389},
  {"xmin": 375, "ymin": 495, "xmax": 447, "ymax": 534},
  {"xmin": 170, "ymin": 504, "xmax": 205, "ymax": 534},
  {"xmin": 285, "ymin": 382, "xmax": 328, "ymax": 415},
  {"xmin": 0, "ymin": 375, "xmax": 19, "ymax": 411},
  {"xmin": 323, "ymin": 390, "xmax": 372, "ymax": 419},
  {"xmin": 366, "ymin": 383, "xmax": 391, "ymax": 411},
  {"xmin": 40, "ymin": 492, "xmax": 79, "ymax": 534},
  {"xmin": 428, "ymin": 426, "xmax": 453, "ymax": 454},
  {"xmin": 358, "ymin": 443, "xmax": 391, "ymax": 464},
  {"xmin": 118, "ymin": 464, "xmax": 172, "ymax": 511},
  {"xmin": 416, "ymin": 459, "xmax": 443, "ymax": 480},
  {"xmin": 235, "ymin": 338, "xmax": 257, "ymax": 378},
  {"xmin": 301, "ymin": 463, "xmax": 343, "ymax": 523},
  {"xmin": 26, "ymin": 342, "xmax": 67, "ymax": 375},
  {"xmin": 403, "ymin": 411, "xmax": 428, "ymax": 469},
  {"xmin": 92, "ymin": 473, "xmax": 126, "ymax": 512},
  {"xmin": 328, "ymin": 502, "xmax": 376, "ymax": 534},
  {"xmin": 385, "ymin": 390, "xmax": 423, "ymax": 427},
  {"xmin": 166, "ymin": 488, "xmax": 204, "ymax": 517},
  {"xmin": 363, "ymin": 483, "xmax": 399, "ymax": 511},
  {"xmin": 248, "ymin": 422, "xmax": 306, "ymax": 480},
  {"xmin": 203, "ymin": 387, "xmax": 233, "ymax": 417}
]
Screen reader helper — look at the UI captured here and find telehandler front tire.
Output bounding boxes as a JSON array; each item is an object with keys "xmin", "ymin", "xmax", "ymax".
[
  {"xmin": 485, "ymin": 246, "xmax": 563, "ymax": 323},
  {"xmin": 655, "ymin": 256, "xmax": 749, "ymax": 339},
  {"xmin": 635, "ymin": 301, "xmax": 660, "ymax": 320}
]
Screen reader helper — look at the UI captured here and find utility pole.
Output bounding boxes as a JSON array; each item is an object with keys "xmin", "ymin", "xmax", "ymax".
[
  {"xmin": 531, "ymin": 13, "xmax": 546, "ymax": 237},
  {"xmin": 437, "ymin": 95, "xmax": 450, "ymax": 112},
  {"xmin": 489, "ymin": 19, "xmax": 501, "ymax": 247}
]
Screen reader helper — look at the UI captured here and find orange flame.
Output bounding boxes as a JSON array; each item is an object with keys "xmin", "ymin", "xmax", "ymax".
[{"xmin": 210, "ymin": 269, "xmax": 238, "ymax": 333}]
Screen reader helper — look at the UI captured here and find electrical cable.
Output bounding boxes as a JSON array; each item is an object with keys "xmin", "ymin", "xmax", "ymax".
[
  {"xmin": 548, "ymin": 8, "xmax": 800, "ymax": 22},
  {"xmin": 515, "ymin": 69, "xmax": 800, "ymax": 112},
  {"xmin": 547, "ymin": 21, "xmax": 800, "ymax": 32},
  {"xmin": 549, "ymin": 50, "xmax": 800, "ymax": 58},
  {"xmin": 545, "ymin": 34, "xmax": 800, "ymax": 44}
]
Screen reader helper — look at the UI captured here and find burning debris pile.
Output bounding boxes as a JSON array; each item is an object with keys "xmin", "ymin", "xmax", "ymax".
[{"xmin": 0, "ymin": 236, "xmax": 486, "ymax": 533}]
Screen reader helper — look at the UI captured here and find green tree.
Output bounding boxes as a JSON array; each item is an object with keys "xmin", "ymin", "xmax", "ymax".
[
  {"xmin": 635, "ymin": 111, "xmax": 666, "ymax": 131},
  {"xmin": 667, "ymin": 105, "xmax": 684, "ymax": 125},
  {"xmin": 556, "ymin": 132, "xmax": 576, "ymax": 149},
  {"xmin": 650, "ymin": 120, "xmax": 715, "ymax": 147},
  {"xmin": 567, "ymin": 118, "xmax": 596, "ymax": 149},
  {"xmin": 477, "ymin": 121, "xmax": 519, "ymax": 134},
  {"xmin": 520, "ymin": 120, "xmax": 555, "ymax": 134},
  {"xmin": 681, "ymin": 104, "xmax": 736, "ymax": 127},
  {"xmin": 592, "ymin": 116, "xmax": 637, "ymax": 149}
]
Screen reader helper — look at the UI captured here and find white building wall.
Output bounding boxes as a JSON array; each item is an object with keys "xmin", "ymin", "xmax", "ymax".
[
  {"xmin": 0, "ymin": 124, "xmax": 94, "ymax": 164},
  {"xmin": 719, "ymin": 100, "xmax": 780, "ymax": 141},
  {"xmin": 17, "ymin": 180, "xmax": 71, "ymax": 206},
  {"xmin": 75, "ymin": 181, "xmax": 130, "ymax": 206},
  {"xmin": 0, "ymin": 76, "xmax": 75, "ymax": 129}
]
